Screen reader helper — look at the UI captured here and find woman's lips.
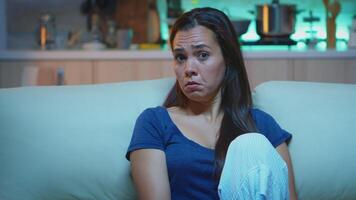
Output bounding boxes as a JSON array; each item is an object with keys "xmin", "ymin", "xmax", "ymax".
[{"xmin": 185, "ymin": 81, "xmax": 201, "ymax": 91}]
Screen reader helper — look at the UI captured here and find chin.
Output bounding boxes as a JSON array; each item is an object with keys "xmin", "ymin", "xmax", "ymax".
[{"xmin": 184, "ymin": 91, "xmax": 210, "ymax": 103}]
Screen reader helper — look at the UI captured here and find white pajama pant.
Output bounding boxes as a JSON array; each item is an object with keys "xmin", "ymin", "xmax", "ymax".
[{"xmin": 218, "ymin": 133, "xmax": 289, "ymax": 200}]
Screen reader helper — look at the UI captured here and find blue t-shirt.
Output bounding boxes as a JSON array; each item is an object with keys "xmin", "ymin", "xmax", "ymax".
[{"xmin": 126, "ymin": 106, "xmax": 292, "ymax": 200}]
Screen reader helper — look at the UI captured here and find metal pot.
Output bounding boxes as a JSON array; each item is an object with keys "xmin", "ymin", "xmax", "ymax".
[
  {"xmin": 231, "ymin": 19, "xmax": 251, "ymax": 37},
  {"xmin": 251, "ymin": 0, "xmax": 300, "ymax": 37}
]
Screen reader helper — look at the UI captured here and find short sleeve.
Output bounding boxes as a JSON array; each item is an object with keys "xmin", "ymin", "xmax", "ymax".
[
  {"xmin": 125, "ymin": 108, "xmax": 165, "ymax": 161},
  {"xmin": 252, "ymin": 109, "xmax": 292, "ymax": 147}
]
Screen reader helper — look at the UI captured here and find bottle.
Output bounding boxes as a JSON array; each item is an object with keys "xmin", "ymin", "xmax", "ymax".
[
  {"xmin": 89, "ymin": 13, "xmax": 103, "ymax": 43},
  {"xmin": 82, "ymin": 13, "xmax": 106, "ymax": 50},
  {"xmin": 105, "ymin": 20, "xmax": 117, "ymax": 48},
  {"xmin": 147, "ymin": 0, "xmax": 161, "ymax": 44},
  {"xmin": 36, "ymin": 13, "xmax": 56, "ymax": 50}
]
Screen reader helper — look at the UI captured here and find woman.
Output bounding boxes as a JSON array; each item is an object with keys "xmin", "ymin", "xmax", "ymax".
[{"xmin": 126, "ymin": 7, "xmax": 297, "ymax": 200}]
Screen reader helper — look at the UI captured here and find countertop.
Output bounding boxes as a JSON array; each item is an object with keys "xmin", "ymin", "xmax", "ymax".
[{"xmin": 0, "ymin": 49, "xmax": 356, "ymax": 60}]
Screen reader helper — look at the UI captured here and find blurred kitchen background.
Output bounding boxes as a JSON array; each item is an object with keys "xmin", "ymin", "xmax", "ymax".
[
  {"xmin": 0, "ymin": 0, "xmax": 355, "ymax": 89},
  {"xmin": 1, "ymin": 0, "xmax": 356, "ymax": 50}
]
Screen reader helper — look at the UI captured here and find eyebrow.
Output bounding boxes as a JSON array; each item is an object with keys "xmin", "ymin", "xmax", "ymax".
[
  {"xmin": 173, "ymin": 47, "xmax": 184, "ymax": 53},
  {"xmin": 173, "ymin": 44, "xmax": 211, "ymax": 53},
  {"xmin": 191, "ymin": 44, "xmax": 211, "ymax": 50}
]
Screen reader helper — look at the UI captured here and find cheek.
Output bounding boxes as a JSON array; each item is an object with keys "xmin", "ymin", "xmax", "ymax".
[
  {"xmin": 216, "ymin": 66, "xmax": 226, "ymax": 82},
  {"xmin": 215, "ymin": 59, "xmax": 226, "ymax": 80},
  {"xmin": 204, "ymin": 63, "xmax": 225, "ymax": 85},
  {"xmin": 173, "ymin": 65, "xmax": 184, "ymax": 78},
  {"xmin": 173, "ymin": 65, "xmax": 185, "ymax": 86}
]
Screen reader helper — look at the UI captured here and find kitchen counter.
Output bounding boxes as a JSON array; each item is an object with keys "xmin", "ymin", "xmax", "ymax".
[
  {"xmin": 1, "ymin": 49, "xmax": 355, "ymax": 89},
  {"xmin": 0, "ymin": 49, "xmax": 356, "ymax": 60}
]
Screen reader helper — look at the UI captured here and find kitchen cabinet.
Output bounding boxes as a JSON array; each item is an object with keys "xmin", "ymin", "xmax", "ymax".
[
  {"xmin": 0, "ymin": 61, "xmax": 36, "ymax": 88},
  {"xmin": 1, "ymin": 50, "xmax": 355, "ymax": 89},
  {"xmin": 293, "ymin": 59, "xmax": 356, "ymax": 84},
  {"xmin": 0, "ymin": 60, "xmax": 174, "ymax": 88},
  {"xmin": 37, "ymin": 61, "xmax": 93, "ymax": 85},
  {"xmin": 92, "ymin": 59, "xmax": 355, "ymax": 89},
  {"xmin": 245, "ymin": 59, "xmax": 294, "ymax": 89},
  {"xmin": 0, "ymin": 60, "xmax": 93, "ymax": 87},
  {"xmin": 345, "ymin": 60, "xmax": 356, "ymax": 83},
  {"xmin": 93, "ymin": 60, "xmax": 174, "ymax": 83}
]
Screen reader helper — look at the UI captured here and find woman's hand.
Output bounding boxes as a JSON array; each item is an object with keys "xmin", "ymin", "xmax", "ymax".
[
  {"xmin": 276, "ymin": 143, "xmax": 298, "ymax": 200},
  {"xmin": 130, "ymin": 149, "xmax": 171, "ymax": 200}
]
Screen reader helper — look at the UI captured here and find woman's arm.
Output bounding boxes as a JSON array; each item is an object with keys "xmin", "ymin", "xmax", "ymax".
[
  {"xmin": 276, "ymin": 142, "xmax": 298, "ymax": 200},
  {"xmin": 130, "ymin": 149, "xmax": 171, "ymax": 200}
]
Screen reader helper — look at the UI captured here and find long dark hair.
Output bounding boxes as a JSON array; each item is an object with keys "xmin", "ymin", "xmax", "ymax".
[{"xmin": 163, "ymin": 7, "xmax": 257, "ymax": 179}]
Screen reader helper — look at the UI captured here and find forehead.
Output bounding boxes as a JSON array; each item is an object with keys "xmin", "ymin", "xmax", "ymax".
[{"xmin": 173, "ymin": 25, "xmax": 218, "ymax": 49}]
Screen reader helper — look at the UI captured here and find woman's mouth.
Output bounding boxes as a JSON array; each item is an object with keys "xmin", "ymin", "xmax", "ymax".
[
  {"xmin": 186, "ymin": 81, "xmax": 199, "ymax": 86},
  {"xmin": 185, "ymin": 81, "xmax": 201, "ymax": 91}
]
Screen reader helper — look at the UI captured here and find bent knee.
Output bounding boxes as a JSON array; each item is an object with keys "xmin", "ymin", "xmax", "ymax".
[{"xmin": 226, "ymin": 133, "xmax": 287, "ymax": 170}]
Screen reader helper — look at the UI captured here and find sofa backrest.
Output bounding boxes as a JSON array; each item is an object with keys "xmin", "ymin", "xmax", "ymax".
[
  {"xmin": 1, "ymin": 78, "xmax": 355, "ymax": 200},
  {"xmin": 0, "ymin": 78, "xmax": 175, "ymax": 200},
  {"xmin": 253, "ymin": 81, "xmax": 356, "ymax": 200}
]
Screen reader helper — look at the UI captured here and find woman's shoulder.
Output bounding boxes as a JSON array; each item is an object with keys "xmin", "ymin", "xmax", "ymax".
[
  {"xmin": 138, "ymin": 106, "xmax": 168, "ymax": 121},
  {"xmin": 250, "ymin": 108, "xmax": 274, "ymax": 122},
  {"xmin": 250, "ymin": 108, "xmax": 281, "ymax": 131},
  {"xmin": 250, "ymin": 108, "xmax": 292, "ymax": 146},
  {"xmin": 133, "ymin": 106, "xmax": 171, "ymax": 137},
  {"xmin": 141, "ymin": 106, "xmax": 164, "ymax": 113}
]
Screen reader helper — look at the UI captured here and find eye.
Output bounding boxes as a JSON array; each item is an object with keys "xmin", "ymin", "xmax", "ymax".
[
  {"xmin": 174, "ymin": 54, "xmax": 186, "ymax": 63},
  {"xmin": 198, "ymin": 51, "xmax": 209, "ymax": 60}
]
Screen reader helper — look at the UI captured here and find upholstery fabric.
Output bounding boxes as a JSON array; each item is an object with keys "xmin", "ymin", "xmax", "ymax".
[
  {"xmin": 253, "ymin": 81, "xmax": 356, "ymax": 200},
  {"xmin": 0, "ymin": 78, "xmax": 174, "ymax": 200},
  {"xmin": 1, "ymin": 78, "xmax": 355, "ymax": 199}
]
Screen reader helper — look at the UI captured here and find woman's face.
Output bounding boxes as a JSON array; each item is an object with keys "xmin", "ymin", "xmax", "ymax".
[{"xmin": 172, "ymin": 25, "xmax": 226, "ymax": 103}]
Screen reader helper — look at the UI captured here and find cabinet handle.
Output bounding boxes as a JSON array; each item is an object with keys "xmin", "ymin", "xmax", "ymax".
[{"xmin": 56, "ymin": 67, "xmax": 65, "ymax": 85}]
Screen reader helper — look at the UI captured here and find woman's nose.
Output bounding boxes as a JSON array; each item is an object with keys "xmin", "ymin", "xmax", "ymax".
[{"xmin": 184, "ymin": 59, "xmax": 197, "ymax": 77}]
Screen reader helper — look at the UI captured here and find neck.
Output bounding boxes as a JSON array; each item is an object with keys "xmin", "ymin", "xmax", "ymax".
[{"xmin": 186, "ymin": 90, "xmax": 223, "ymax": 122}]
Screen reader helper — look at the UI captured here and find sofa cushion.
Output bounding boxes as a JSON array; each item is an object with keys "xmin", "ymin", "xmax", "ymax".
[
  {"xmin": 252, "ymin": 81, "xmax": 356, "ymax": 200},
  {"xmin": 2, "ymin": 78, "xmax": 355, "ymax": 200},
  {"xmin": 0, "ymin": 78, "xmax": 175, "ymax": 200}
]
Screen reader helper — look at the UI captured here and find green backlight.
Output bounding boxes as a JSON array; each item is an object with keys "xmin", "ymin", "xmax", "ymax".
[{"xmin": 157, "ymin": 0, "xmax": 355, "ymax": 51}]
